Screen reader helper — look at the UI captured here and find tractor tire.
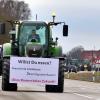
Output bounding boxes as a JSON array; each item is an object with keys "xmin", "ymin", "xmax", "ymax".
[
  {"xmin": 0, "ymin": 59, "xmax": 2, "ymax": 75},
  {"xmin": 45, "ymin": 60, "xmax": 64, "ymax": 93},
  {"xmin": 2, "ymin": 59, "xmax": 17, "ymax": 91}
]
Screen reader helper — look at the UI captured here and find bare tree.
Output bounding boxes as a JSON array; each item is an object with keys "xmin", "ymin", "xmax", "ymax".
[
  {"xmin": 0, "ymin": 0, "xmax": 31, "ymax": 20},
  {"xmin": 0, "ymin": 0, "xmax": 31, "ymax": 44},
  {"xmin": 67, "ymin": 46, "xmax": 84, "ymax": 60}
]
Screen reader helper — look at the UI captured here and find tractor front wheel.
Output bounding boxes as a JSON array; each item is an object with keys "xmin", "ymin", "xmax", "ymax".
[
  {"xmin": 2, "ymin": 59, "xmax": 17, "ymax": 91},
  {"xmin": 45, "ymin": 60, "xmax": 64, "ymax": 93}
]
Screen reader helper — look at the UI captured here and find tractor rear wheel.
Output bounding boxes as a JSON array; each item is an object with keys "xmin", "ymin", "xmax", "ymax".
[
  {"xmin": 45, "ymin": 60, "xmax": 64, "ymax": 93},
  {"xmin": 2, "ymin": 59, "xmax": 17, "ymax": 91}
]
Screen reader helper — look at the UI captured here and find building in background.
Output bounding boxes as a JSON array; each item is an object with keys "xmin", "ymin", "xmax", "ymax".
[
  {"xmin": 81, "ymin": 50, "xmax": 100, "ymax": 62},
  {"xmin": 81, "ymin": 50, "xmax": 100, "ymax": 71},
  {"xmin": 0, "ymin": 22, "xmax": 11, "ymax": 44}
]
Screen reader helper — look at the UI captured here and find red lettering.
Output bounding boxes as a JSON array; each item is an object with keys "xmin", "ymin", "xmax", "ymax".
[{"xmin": 12, "ymin": 78, "xmax": 20, "ymax": 82}]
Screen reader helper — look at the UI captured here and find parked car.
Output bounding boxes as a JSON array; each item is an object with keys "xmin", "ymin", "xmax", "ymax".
[
  {"xmin": 68, "ymin": 65, "xmax": 77, "ymax": 73},
  {"xmin": 64, "ymin": 64, "xmax": 77, "ymax": 73},
  {"xmin": 95, "ymin": 67, "xmax": 100, "ymax": 72},
  {"xmin": 64, "ymin": 66, "xmax": 69, "ymax": 72}
]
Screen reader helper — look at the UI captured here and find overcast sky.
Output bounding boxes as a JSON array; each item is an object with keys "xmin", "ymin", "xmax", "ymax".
[{"xmin": 19, "ymin": 0, "xmax": 100, "ymax": 53}]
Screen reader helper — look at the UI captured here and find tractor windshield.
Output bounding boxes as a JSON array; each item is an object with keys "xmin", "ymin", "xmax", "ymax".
[{"xmin": 19, "ymin": 22, "xmax": 47, "ymax": 46}]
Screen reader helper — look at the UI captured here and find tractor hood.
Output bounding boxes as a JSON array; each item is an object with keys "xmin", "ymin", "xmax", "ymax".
[{"xmin": 25, "ymin": 42, "xmax": 43, "ymax": 57}]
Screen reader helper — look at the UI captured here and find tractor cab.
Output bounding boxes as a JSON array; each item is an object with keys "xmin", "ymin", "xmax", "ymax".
[
  {"xmin": 19, "ymin": 21, "xmax": 47, "ymax": 46},
  {"xmin": 18, "ymin": 21, "xmax": 48, "ymax": 57}
]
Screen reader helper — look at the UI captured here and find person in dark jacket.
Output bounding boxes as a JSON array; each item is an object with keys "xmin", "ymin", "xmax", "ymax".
[{"xmin": 28, "ymin": 30, "xmax": 40, "ymax": 42}]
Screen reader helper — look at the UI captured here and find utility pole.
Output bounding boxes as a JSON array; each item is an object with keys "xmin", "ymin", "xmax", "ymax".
[{"xmin": 36, "ymin": 14, "xmax": 37, "ymax": 21}]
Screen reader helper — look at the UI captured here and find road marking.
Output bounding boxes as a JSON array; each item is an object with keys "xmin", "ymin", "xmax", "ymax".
[
  {"xmin": 73, "ymin": 93, "xmax": 93, "ymax": 99},
  {"xmin": 80, "ymin": 87, "xmax": 86, "ymax": 90}
]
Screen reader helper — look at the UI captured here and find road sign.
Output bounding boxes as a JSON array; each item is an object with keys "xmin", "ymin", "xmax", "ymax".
[
  {"xmin": 10, "ymin": 57, "xmax": 59, "ymax": 85},
  {"xmin": 94, "ymin": 58, "xmax": 100, "ymax": 64}
]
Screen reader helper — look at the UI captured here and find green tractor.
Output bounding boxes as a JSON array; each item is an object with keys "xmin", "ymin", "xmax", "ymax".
[{"xmin": 0, "ymin": 15, "xmax": 68, "ymax": 92}]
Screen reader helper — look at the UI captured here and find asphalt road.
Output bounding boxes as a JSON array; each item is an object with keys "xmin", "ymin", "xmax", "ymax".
[{"xmin": 0, "ymin": 77, "xmax": 100, "ymax": 100}]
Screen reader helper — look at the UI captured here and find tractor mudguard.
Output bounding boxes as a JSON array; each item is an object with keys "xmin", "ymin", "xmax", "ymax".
[
  {"xmin": 3, "ymin": 43, "xmax": 11, "ymax": 58},
  {"xmin": 50, "ymin": 46, "xmax": 62, "ymax": 57}
]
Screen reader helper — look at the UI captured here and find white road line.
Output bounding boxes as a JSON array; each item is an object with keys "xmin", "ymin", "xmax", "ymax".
[
  {"xmin": 96, "ymin": 99, "xmax": 100, "ymax": 100},
  {"xmin": 73, "ymin": 93, "xmax": 93, "ymax": 99},
  {"xmin": 80, "ymin": 87, "xmax": 86, "ymax": 90}
]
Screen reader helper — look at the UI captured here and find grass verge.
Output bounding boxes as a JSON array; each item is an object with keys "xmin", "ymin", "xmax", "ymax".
[{"xmin": 64, "ymin": 71, "xmax": 100, "ymax": 82}]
